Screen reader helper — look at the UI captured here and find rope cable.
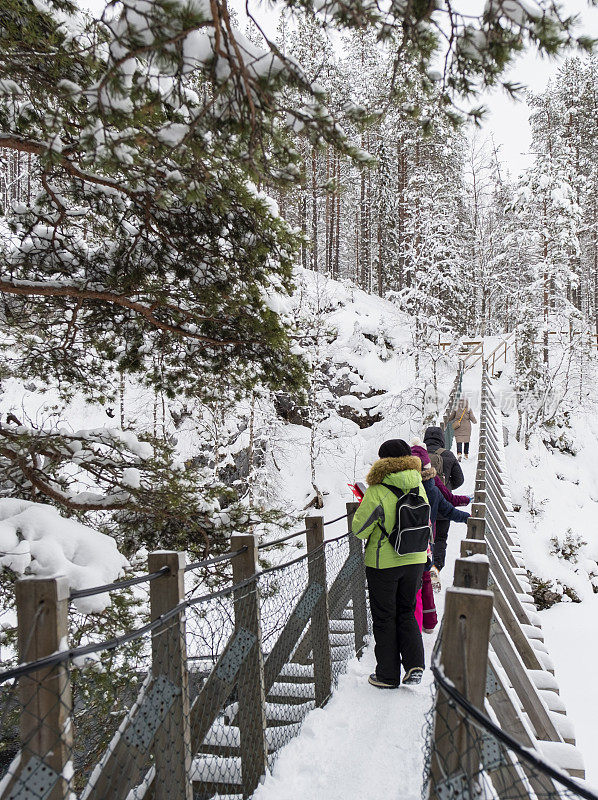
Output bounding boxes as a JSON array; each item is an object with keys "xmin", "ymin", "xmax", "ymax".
[
  {"xmin": 70, "ymin": 567, "xmax": 170, "ymax": 600},
  {"xmin": 0, "ymin": 533, "xmax": 350, "ymax": 683},
  {"xmin": 184, "ymin": 547, "xmax": 248, "ymax": 572},
  {"xmin": 431, "ymin": 658, "xmax": 598, "ymax": 800}
]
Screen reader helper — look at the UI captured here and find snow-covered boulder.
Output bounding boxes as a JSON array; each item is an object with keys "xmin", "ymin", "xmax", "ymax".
[{"xmin": 0, "ymin": 499, "xmax": 129, "ymax": 612}]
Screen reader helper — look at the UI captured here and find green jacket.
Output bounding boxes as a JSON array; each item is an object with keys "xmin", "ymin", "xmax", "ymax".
[{"xmin": 352, "ymin": 455, "xmax": 429, "ymax": 569}]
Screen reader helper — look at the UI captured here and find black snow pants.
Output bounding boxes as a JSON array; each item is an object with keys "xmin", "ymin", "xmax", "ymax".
[
  {"xmin": 366, "ymin": 563, "xmax": 425, "ymax": 684},
  {"xmin": 433, "ymin": 518, "xmax": 450, "ymax": 571}
]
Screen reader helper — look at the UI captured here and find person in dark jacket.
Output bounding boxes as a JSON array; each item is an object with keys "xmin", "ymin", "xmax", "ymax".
[
  {"xmin": 423, "ymin": 426, "xmax": 464, "ymax": 572},
  {"xmin": 411, "ymin": 444, "xmax": 470, "ymax": 628},
  {"xmin": 411, "ymin": 445, "xmax": 469, "ymax": 528}
]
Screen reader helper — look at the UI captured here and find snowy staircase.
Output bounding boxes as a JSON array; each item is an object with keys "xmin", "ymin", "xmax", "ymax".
[{"xmin": 192, "ymin": 606, "xmax": 358, "ymax": 796}]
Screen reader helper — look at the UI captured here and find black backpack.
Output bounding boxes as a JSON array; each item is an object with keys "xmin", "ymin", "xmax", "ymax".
[{"xmin": 380, "ymin": 483, "xmax": 432, "ymax": 556}]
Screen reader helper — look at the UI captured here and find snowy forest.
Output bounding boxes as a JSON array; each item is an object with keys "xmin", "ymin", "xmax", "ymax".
[
  {"xmin": 1, "ymin": 0, "xmax": 596, "ymax": 556},
  {"xmin": 2, "ymin": 0, "xmax": 598, "ymax": 793}
]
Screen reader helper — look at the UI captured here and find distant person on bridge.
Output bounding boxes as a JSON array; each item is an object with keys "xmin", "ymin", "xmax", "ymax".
[
  {"xmin": 449, "ymin": 397, "xmax": 478, "ymax": 461},
  {"xmin": 423, "ymin": 425, "xmax": 464, "ymax": 572},
  {"xmin": 410, "ymin": 444, "xmax": 470, "ymax": 628},
  {"xmin": 351, "ymin": 439, "xmax": 428, "ymax": 689}
]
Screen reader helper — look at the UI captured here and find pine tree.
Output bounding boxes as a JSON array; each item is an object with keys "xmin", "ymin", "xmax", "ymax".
[{"xmin": 1, "ymin": 0, "xmax": 594, "ymax": 538}]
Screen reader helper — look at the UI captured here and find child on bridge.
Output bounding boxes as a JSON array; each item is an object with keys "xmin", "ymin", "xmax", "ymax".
[
  {"xmin": 410, "ymin": 443, "xmax": 470, "ymax": 632},
  {"xmin": 423, "ymin": 425, "xmax": 465, "ymax": 572}
]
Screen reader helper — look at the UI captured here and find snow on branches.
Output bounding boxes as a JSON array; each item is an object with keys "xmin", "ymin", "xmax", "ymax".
[{"xmin": 0, "ymin": 0, "xmax": 592, "ymax": 405}]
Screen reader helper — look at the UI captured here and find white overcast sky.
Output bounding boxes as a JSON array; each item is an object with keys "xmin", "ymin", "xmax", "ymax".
[
  {"xmin": 81, "ymin": 0, "xmax": 597, "ymax": 176},
  {"xmin": 481, "ymin": 0, "xmax": 598, "ymax": 178}
]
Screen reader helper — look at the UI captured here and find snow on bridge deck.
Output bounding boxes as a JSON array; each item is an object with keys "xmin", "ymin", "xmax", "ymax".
[{"xmin": 253, "ymin": 375, "xmax": 481, "ymax": 800}]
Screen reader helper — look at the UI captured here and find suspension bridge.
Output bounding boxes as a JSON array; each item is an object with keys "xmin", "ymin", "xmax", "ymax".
[{"xmin": 0, "ymin": 359, "xmax": 595, "ymax": 800}]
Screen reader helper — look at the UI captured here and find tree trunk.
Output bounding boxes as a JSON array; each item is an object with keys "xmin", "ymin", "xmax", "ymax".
[
  {"xmin": 360, "ymin": 164, "xmax": 367, "ymax": 290},
  {"xmin": 312, "ymin": 147, "xmax": 318, "ymax": 271},
  {"xmin": 377, "ymin": 218, "xmax": 383, "ymax": 296},
  {"xmin": 325, "ymin": 146, "xmax": 330, "ymax": 273},
  {"xmin": 300, "ymin": 183, "xmax": 308, "ymax": 270},
  {"xmin": 397, "ymin": 141, "xmax": 407, "ymax": 291},
  {"xmin": 334, "ymin": 155, "xmax": 341, "ymax": 279},
  {"xmin": 119, "ymin": 373, "xmax": 125, "ymax": 428},
  {"xmin": 355, "ymin": 209, "xmax": 360, "ymax": 283},
  {"xmin": 328, "ymin": 151, "xmax": 336, "ymax": 276},
  {"xmin": 543, "ymin": 198, "xmax": 550, "ymax": 367}
]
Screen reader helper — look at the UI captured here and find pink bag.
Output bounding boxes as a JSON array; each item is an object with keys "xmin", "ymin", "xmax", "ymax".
[
  {"xmin": 415, "ymin": 588, "xmax": 423, "ymax": 631},
  {"xmin": 421, "ymin": 570, "xmax": 438, "ymax": 630}
]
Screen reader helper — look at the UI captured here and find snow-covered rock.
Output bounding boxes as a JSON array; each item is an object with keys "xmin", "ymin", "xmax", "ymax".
[{"xmin": 0, "ymin": 499, "xmax": 128, "ymax": 612}]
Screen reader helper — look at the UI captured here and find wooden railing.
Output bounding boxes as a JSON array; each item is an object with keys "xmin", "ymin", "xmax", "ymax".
[
  {"xmin": 0, "ymin": 508, "xmax": 369, "ymax": 800},
  {"xmin": 428, "ymin": 364, "xmax": 588, "ymax": 800}
]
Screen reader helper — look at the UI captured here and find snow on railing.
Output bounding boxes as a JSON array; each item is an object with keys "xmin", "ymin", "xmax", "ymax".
[
  {"xmin": 0, "ymin": 507, "xmax": 366, "ymax": 800},
  {"xmin": 425, "ymin": 364, "xmax": 594, "ymax": 800}
]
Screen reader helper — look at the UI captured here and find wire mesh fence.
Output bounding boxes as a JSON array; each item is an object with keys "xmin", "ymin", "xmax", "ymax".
[
  {"xmin": 0, "ymin": 509, "xmax": 370, "ymax": 800},
  {"xmin": 423, "ymin": 648, "xmax": 598, "ymax": 800},
  {"xmin": 423, "ymin": 364, "xmax": 596, "ymax": 800}
]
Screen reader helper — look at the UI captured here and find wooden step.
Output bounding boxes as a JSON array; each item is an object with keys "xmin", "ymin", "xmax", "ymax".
[
  {"xmin": 278, "ymin": 663, "xmax": 314, "ymax": 683},
  {"xmin": 329, "ymin": 619, "xmax": 353, "ymax": 633},
  {"xmin": 198, "ymin": 720, "xmax": 301, "ymax": 756},
  {"xmin": 268, "ymin": 681, "xmax": 316, "ymax": 705},
  {"xmin": 330, "ymin": 632, "xmax": 353, "ymax": 647},
  {"xmin": 224, "ymin": 700, "xmax": 314, "ymax": 726}
]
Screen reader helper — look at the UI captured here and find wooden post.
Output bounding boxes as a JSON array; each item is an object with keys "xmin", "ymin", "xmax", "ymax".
[
  {"xmin": 231, "ymin": 535, "xmax": 268, "ymax": 799},
  {"xmin": 430, "ymin": 587, "xmax": 494, "ymax": 797},
  {"xmin": 460, "ymin": 539, "xmax": 487, "ymax": 559},
  {"xmin": 347, "ymin": 502, "xmax": 368, "ymax": 658},
  {"xmin": 467, "ymin": 509, "xmax": 486, "ymax": 541},
  {"xmin": 148, "ymin": 552, "xmax": 192, "ymax": 800},
  {"xmin": 453, "ymin": 557, "xmax": 489, "ymax": 590},
  {"xmin": 473, "ymin": 487, "xmax": 487, "ymax": 506},
  {"xmin": 306, "ymin": 516, "xmax": 333, "ymax": 706},
  {"xmin": 13, "ymin": 577, "xmax": 72, "ymax": 800}
]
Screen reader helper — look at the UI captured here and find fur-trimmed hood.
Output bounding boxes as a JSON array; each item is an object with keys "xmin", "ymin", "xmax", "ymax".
[
  {"xmin": 366, "ymin": 456, "xmax": 422, "ymax": 486},
  {"xmin": 421, "ymin": 466, "xmax": 437, "ymax": 482}
]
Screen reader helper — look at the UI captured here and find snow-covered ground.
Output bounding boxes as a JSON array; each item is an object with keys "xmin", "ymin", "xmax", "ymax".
[
  {"xmin": 252, "ymin": 648, "xmax": 433, "ymax": 800},
  {"xmin": 542, "ymin": 597, "xmax": 598, "ymax": 789},
  {"xmin": 253, "ymin": 372, "xmax": 480, "ymax": 800}
]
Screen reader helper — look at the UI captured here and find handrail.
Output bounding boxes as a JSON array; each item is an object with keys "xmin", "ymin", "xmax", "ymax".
[
  {"xmin": 256, "ymin": 512, "xmax": 350, "ymax": 550},
  {"xmin": 431, "ymin": 658, "xmax": 598, "ymax": 800},
  {"xmin": 428, "ymin": 361, "xmax": 587, "ymax": 796},
  {"xmin": 483, "ymin": 331, "xmax": 516, "ymax": 377},
  {"xmin": 0, "ymin": 531, "xmax": 351, "ymax": 684},
  {"xmin": 257, "ymin": 529, "xmax": 310, "ymax": 550},
  {"xmin": 70, "ymin": 567, "xmax": 170, "ymax": 600},
  {"xmin": 68, "ymin": 512, "xmax": 350, "ymax": 600},
  {"xmin": 184, "ymin": 547, "xmax": 248, "ymax": 572}
]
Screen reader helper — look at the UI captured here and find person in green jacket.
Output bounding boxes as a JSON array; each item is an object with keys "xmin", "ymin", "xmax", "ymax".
[{"xmin": 352, "ymin": 439, "xmax": 428, "ymax": 688}]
